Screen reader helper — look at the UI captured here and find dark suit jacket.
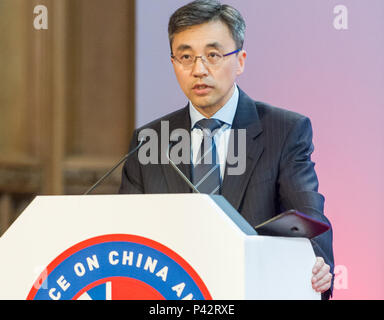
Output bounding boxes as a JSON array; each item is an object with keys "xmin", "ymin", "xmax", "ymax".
[{"xmin": 119, "ymin": 88, "xmax": 334, "ymax": 299}]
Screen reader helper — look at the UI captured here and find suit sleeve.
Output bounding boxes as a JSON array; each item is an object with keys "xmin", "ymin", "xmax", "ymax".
[
  {"xmin": 278, "ymin": 116, "xmax": 335, "ymax": 299},
  {"xmin": 118, "ymin": 129, "xmax": 145, "ymax": 194}
]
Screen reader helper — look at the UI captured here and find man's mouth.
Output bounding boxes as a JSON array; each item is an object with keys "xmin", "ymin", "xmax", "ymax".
[{"xmin": 192, "ymin": 84, "xmax": 213, "ymax": 95}]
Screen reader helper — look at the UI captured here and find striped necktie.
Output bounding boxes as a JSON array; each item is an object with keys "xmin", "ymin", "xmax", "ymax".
[{"xmin": 192, "ymin": 118, "xmax": 223, "ymax": 194}]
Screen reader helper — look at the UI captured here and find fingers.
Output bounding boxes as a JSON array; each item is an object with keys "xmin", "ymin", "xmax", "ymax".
[
  {"xmin": 312, "ymin": 257, "xmax": 332, "ymax": 293},
  {"xmin": 312, "ymin": 256, "xmax": 324, "ymax": 274},
  {"xmin": 313, "ymin": 261, "xmax": 330, "ymax": 282},
  {"xmin": 313, "ymin": 272, "xmax": 333, "ymax": 292}
]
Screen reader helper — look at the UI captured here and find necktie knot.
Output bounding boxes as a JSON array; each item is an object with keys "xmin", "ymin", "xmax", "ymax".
[{"xmin": 194, "ymin": 118, "xmax": 223, "ymax": 136}]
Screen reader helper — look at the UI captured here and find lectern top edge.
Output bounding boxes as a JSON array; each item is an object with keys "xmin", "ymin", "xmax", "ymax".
[
  {"xmin": 209, "ymin": 195, "xmax": 257, "ymax": 236},
  {"xmin": 32, "ymin": 194, "xmax": 258, "ymax": 237}
]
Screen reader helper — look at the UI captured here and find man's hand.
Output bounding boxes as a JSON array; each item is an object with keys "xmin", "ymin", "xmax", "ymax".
[{"xmin": 312, "ymin": 257, "xmax": 332, "ymax": 293}]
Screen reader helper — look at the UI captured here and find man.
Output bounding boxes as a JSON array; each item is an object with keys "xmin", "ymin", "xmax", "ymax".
[{"xmin": 119, "ymin": 0, "xmax": 334, "ymax": 299}]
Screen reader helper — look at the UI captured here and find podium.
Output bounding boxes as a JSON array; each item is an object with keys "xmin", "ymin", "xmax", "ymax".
[{"xmin": 0, "ymin": 194, "xmax": 320, "ymax": 300}]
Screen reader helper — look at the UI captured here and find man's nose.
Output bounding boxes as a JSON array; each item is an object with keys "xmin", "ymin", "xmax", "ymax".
[{"xmin": 192, "ymin": 57, "xmax": 209, "ymax": 77}]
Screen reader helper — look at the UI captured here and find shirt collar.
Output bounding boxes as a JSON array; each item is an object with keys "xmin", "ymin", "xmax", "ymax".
[{"xmin": 189, "ymin": 84, "xmax": 239, "ymax": 129}]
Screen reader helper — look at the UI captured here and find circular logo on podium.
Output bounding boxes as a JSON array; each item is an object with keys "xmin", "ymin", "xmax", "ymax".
[{"xmin": 27, "ymin": 234, "xmax": 211, "ymax": 300}]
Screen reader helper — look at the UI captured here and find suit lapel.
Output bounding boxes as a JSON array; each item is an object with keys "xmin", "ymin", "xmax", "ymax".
[
  {"xmin": 221, "ymin": 89, "xmax": 264, "ymax": 210},
  {"xmin": 161, "ymin": 106, "xmax": 193, "ymax": 193}
]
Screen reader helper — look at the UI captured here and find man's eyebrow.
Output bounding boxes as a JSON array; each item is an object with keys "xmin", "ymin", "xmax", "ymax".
[
  {"xmin": 175, "ymin": 42, "xmax": 224, "ymax": 52},
  {"xmin": 205, "ymin": 42, "xmax": 224, "ymax": 50},
  {"xmin": 175, "ymin": 44, "xmax": 192, "ymax": 52}
]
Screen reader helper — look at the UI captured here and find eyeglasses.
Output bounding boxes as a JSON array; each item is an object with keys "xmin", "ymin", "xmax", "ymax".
[{"xmin": 171, "ymin": 49, "xmax": 240, "ymax": 68}]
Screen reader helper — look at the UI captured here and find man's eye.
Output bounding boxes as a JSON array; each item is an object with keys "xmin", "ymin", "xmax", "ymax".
[
  {"xmin": 206, "ymin": 52, "xmax": 222, "ymax": 64},
  {"xmin": 207, "ymin": 52, "xmax": 221, "ymax": 58},
  {"xmin": 180, "ymin": 54, "xmax": 192, "ymax": 60}
]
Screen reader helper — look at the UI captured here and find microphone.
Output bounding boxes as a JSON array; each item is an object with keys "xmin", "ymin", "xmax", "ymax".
[
  {"xmin": 166, "ymin": 141, "xmax": 200, "ymax": 193},
  {"xmin": 84, "ymin": 137, "xmax": 145, "ymax": 195}
]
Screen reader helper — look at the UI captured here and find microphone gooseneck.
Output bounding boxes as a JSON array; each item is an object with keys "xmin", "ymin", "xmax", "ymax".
[
  {"xmin": 166, "ymin": 142, "xmax": 200, "ymax": 193},
  {"xmin": 84, "ymin": 137, "xmax": 145, "ymax": 195}
]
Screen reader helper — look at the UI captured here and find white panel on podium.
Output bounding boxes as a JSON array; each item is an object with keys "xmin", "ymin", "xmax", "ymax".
[{"xmin": 0, "ymin": 194, "xmax": 319, "ymax": 300}]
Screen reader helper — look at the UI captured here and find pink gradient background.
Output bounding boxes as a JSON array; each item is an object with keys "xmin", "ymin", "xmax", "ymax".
[{"xmin": 136, "ymin": 0, "xmax": 384, "ymax": 299}]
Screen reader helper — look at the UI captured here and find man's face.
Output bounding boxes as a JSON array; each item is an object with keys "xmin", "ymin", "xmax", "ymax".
[{"xmin": 171, "ymin": 20, "xmax": 246, "ymax": 117}]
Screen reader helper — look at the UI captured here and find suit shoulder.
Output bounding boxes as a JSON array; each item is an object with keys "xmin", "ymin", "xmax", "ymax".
[{"xmin": 255, "ymin": 100, "xmax": 310, "ymax": 126}]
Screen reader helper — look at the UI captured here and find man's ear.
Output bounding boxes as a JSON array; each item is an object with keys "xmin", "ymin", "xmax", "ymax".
[{"xmin": 236, "ymin": 50, "xmax": 247, "ymax": 76}]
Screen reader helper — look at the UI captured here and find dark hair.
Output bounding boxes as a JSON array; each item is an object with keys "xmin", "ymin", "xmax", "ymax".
[{"xmin": 168, "ymin": 0, "xmax": 246, "ymax": 53}]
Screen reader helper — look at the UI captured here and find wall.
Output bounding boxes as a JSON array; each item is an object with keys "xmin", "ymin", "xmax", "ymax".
[{"xmin": 0, "ymin": 0, "xmax": 135, "ymax": 234}]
